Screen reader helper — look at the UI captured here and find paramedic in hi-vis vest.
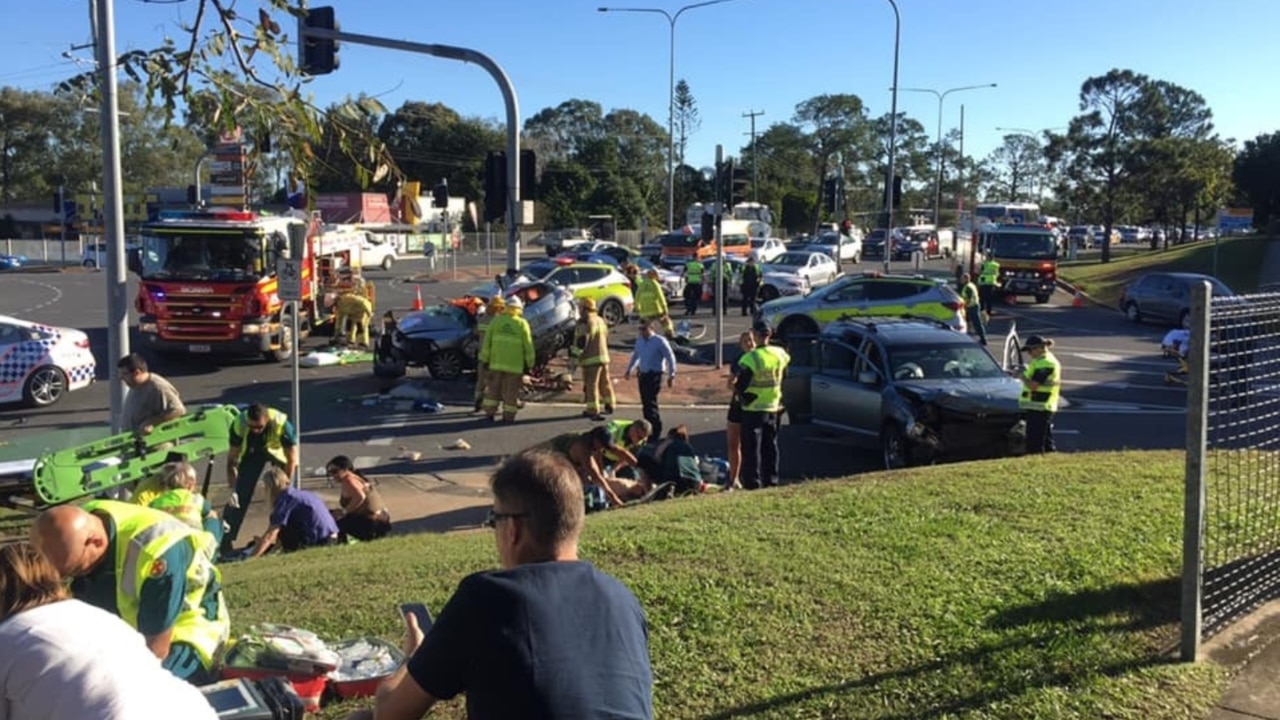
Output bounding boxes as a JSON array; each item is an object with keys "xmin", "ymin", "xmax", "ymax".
[
  {"xmin": 734, "ymin": 320, "xmax": 791, "ymax": 489},
  {"xmin": 1018, "ymin": 335, "xmax": 1062, "ymax": 454},
  {"xmin": 977, "ymin": 257, "xmax": 1001, "ymax": 317},
  {"xmin": 221, "ymin": 403, "xmax": 299, "ymax": 554},
  {"xmin": 31, "ymin": 502, "xmax": 231, "ymax": 685}
]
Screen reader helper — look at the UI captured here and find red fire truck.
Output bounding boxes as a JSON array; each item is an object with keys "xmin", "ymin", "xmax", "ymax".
[{"xmin": 134, "ymin": 209, "xmax": 365, "ymax": 361}]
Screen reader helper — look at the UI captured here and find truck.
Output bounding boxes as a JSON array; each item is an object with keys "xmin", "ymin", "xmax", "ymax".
[
  {"xmin": 134, "ymin": 208, "xmax": 366, "ymax": 362},
  {"xmin": 977, "ymin": 223, "xmax": 1059, "ymax": 304}
]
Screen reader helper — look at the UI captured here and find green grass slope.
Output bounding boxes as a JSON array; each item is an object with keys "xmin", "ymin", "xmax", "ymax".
[{"xmin": 1060, "ymin": 237, "xmax": 1268, "ymax": 307}]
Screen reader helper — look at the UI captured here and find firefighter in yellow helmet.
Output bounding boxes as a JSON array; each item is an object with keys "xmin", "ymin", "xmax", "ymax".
[
  {"xmin": 572, "ymin": 296, "xmax": 615, "ymax": 419},
  {"xmin": 473, "ymin": 295, "xmax": 506, "ymax": 411},
  {"xmin": 635, "ymin": 268, "xmax": 675, "ymax": 338},
  {"xmin": 480, "ymin": 295, "xmax": 535, "ymax": 424}
]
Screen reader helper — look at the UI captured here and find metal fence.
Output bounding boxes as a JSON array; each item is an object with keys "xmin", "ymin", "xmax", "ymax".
[{"xmin": 1182, "ymin": 283, "xmax": 1280, "ymax": 659}]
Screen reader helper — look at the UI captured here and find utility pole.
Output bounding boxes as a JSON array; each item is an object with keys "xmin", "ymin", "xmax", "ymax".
[
  {"xmin": 95, "ymin": 0, "xmax": 130, "ymax": 433},
  {"xmin": 742, "ymin": 109, "xmax": 764, "ymax": 203}
]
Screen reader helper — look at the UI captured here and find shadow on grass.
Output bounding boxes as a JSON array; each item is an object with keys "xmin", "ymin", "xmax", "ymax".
[
  {"xmin": 390, "ymin": 505, "xmax": 489, "ymax": 536},
  {"xmin": 702, "ymin": 578, "xmax": 1180, "ymax": 720}
]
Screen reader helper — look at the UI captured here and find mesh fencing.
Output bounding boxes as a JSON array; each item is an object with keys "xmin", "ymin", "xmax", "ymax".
[{"xmin": 1198, "ymin": 291, "xmax": 1280, "ymax": 638}]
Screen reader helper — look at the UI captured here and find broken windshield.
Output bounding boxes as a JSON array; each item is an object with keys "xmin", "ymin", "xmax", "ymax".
[{"xmin": 141, "ymin": 231, "xmax": 269, "ymax": 281}]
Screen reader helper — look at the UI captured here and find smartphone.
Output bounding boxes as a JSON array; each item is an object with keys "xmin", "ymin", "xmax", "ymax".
[{"xmin": 399, "ymin": 602, "xmax": 434, "ymax": 632}]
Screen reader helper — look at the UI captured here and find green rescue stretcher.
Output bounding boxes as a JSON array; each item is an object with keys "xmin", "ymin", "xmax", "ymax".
[{"xmin": 30, "ymin": 404, "xmax": 241, "ymax": 507}]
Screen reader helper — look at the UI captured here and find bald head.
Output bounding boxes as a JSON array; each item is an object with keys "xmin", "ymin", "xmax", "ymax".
[{"xmin": 31, "ymin": 505, "xmax": 108, "ymax": 578}]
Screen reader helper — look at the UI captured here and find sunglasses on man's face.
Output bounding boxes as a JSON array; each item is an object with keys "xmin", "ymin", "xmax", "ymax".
[
  {"xmin": 247, "ymin": 423, "xmax": 268, "ymax": 432},
  {"xmin": 483, "ymin": 509, "xmax": 527, "ymax": 529}
]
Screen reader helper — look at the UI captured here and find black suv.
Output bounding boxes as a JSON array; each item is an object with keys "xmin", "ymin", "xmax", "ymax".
[{"xmin": 782, "ymin": 317, "xmax": 1026, "ymax": 469}]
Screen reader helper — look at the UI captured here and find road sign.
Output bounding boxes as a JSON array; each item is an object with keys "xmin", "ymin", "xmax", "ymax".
[
  {"xmin": 1217, "ymin": 207, "xmax": 1254, "ymax": 233},
  {"xmin": 277, "ymin": 259, "xmax": 303, "ymax": 301}
]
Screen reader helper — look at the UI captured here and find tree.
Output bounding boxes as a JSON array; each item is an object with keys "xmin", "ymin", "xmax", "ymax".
[
  {"xmin": 986, "ymin": 134, "xmax": 1045, "ymax": 202},
  {"xmin": 377, "ymin": 101, "xmax": 503, "ymax": 207},
  {"xmin": 793, "ymin": 94, "xmax": 872, "ymax": 231},
  {"xmin": 865, "ymin": 112, "xmax": 929, "ymax": 223},
  {"xmin": 1057, "ymin": 69, "xmax": 1152, "ymax": 262},
  {"xmin": 0, "ymin": 88, "xmax": 62, "ymax": 203},
  {"xmin": 672, "ymin": 79, "xmax": 699, "ymax": 169},
  {"xmin": 739, "ymin": 122, "xmax": 813, "ymax": 232},
  {"xmin": 1233, "ymin": 132, "xmax": 1280, "ymax": 227}
]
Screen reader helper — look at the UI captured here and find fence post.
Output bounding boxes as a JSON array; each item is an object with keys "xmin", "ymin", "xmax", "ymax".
[{"xmin": 1180, "ymin": 280, "xmax": 1212, "ymax": 662}]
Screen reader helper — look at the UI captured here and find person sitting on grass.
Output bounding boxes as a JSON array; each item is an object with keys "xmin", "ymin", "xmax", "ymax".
[
  {"xmin": 537, "ymin": 427, "xmax": 654, "ymax": 508},
  {"xmin": 247, "ymin": 467, "xmax": 340, "ymax": 558},
  {"xmin": 326, "ymin": 455, "xmax": 393, "ymax": 542}
]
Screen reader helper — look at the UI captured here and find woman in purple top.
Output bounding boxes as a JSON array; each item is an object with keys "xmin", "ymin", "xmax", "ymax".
[{"xmin": 248, "ymin": 467, "xmax": 340, "ymax": 558}]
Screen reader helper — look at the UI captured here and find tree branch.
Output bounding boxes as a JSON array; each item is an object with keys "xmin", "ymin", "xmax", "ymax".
[{"xmin": 178, "ymin": 0, "xmax": 209, "ymax": 95}]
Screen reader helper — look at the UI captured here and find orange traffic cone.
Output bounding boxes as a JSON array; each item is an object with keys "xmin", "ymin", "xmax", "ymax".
[
  {"xmin": 701, "ymin": 285, "xmax": 711, "ymax": 303},
  {"xmin": 1072, "ymin": 290, "xmax": 1086, "ymax": 308},
  {"xmin": 412, "ymin": 285, "xmax": 425, "ymax": 312}
]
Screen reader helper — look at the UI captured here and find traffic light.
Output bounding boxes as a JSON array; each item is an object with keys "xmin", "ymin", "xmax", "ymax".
[
  {"xmin": 186, "ymin": 185, "xmax": 199, "ymax": 206},
  {"xmin": 824, "ymin": 177, "xmax": 839, "ymax": 214},
  {"xmin": 298, "ymin": 6, "xmax": 339, "ymax": 76},
  {"xmin": 716, "ymin": 159, "xmax": 735, "ymax": 205},
  {"xmin": 520, "ymin": 148, "xmax": 536, "ymax": 201},
  {"xmin": 700, "ymin": 212, "xmax": 714, "ymax": 241},
  {"xmin": 432, "ymin": 180, "xmax": 449, "ymax": 209},
  {"xmin": 52, "ymin": 188, "xmax": 62, "ymax": 214},
  {"xmin": 483, "ymin": 151, "xmax": 506, "ymax": 222},
  {"xmin": 892, "ymin": 175, "xmax": 903, "ymax": 209},
  {"xmin": 731, "ymin": 166, "xmax": 749, "ymax": 206}
]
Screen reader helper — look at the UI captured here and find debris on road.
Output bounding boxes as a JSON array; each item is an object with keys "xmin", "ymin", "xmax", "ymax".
[{"xmin": 444, "ymin": 439, "xmax": 471, "ymax": 451}]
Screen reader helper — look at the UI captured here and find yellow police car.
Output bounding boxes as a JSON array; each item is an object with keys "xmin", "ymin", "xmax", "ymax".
[{"xmin": 762, "ymin": 272, "xmax": 967, "ymax": 341}]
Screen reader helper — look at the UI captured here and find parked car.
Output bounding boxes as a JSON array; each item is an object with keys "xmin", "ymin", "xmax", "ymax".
[
  {"xmin": 358, "ymin": 232, "xmax": 398, "ymax": 270},
  {"xmin": 81, "ymin": 242, "xmax": 142, "ymax": 270},
  {"xmin": 535, "ymin": 228, "xmax": 594, "ymax": 257},
  {"xmin": 862, "ymin": 229, "xmax": 904, "ymax": 259},
  {"xmin": 761, "ymin": 272, "xmax": 967, "ymax": 341},
  {"xmin": 1119, "ymin": 272, "xmax": 1235, "ymax": 327},
  {"xmin": 1066, "ymin": 226, "xmax": 1094, "ymax": 250},
  {"xmin": 748, "ymin": 237, "xmax": 787, "ymax": 263},
  {"xmin": 892, "ymin": 230, "xmax": 940, "ymax": 261},
  {"xmin": 703, "ymin": 256, "xmax": 812, "ymax": 305},
  {"xmin": 762, "ymin": 251, "xmax": 840, "ymax": 289},
  {"xmin": 781, "ymin": 317, "xmax": 1025, "ymax": 469},
  {"xmin": 0, "ymin": 253, "xmax": 27, "ymax": 271},
  {"xmin": 473, "ymin": 262, "xmax": 633, "ymax": 326},
  {"xmin": 807, "ymin": 231, "xmax": 863, "ymax": 264},
  {"xmin": 0, "ymin": 314, "xmax": 97, "ymax": 407}
]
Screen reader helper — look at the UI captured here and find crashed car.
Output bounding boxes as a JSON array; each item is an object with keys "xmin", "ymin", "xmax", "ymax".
[
  {"xmin": 782, "ymin": 317, "xmax": 1026, "ymax": 469},
  {"xmin": 376, "ymin": 280, "xmax": 578, "ymax": 380}
]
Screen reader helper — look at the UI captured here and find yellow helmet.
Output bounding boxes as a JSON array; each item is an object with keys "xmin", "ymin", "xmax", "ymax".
[
  {"xmin": 487, "ymin": 295, "xmax": 506, "ymax": 313},
  {"xmin": 579, "ymin": 297, "xmax": 597, "ymax": 312}
]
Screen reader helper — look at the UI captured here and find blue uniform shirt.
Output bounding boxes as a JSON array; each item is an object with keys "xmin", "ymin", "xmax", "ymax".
[{"xmin": 269, "ymin": 486, "xmax": 340, "ymax": 543}]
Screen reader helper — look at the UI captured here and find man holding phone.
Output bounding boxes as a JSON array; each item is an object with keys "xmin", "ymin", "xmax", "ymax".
[{"xmin": 347, "ymin": 450, "xmax": 653, "ymax": 720}]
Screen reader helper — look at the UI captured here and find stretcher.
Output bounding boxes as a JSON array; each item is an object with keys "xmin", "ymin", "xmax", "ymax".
[{"xmin": 30, "ymin": 404, "xmax": 240, "ymax": 507}]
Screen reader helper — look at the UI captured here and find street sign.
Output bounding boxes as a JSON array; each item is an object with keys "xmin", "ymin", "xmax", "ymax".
[
  {"xmin": 1217, "ymin": 208, "xmax": 1254, "ymax": 233},
  {"xmin": 277, "ymin": 259, "xmax": 303, "ymax": 301}
]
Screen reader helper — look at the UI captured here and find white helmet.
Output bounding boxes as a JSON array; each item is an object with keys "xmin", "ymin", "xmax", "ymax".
[{"xmin": 505, "ymin": 295, "xmax": 524, "ymax": 310}]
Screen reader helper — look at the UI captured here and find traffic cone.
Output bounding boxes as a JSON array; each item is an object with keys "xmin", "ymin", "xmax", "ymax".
[
  {"xmin": 412, "ymin": 285, "xmax": 424, "ymax": 312},
  {"xmin": 1072, "ymin": 290, "xmax": 1086, "ymax": 308}
]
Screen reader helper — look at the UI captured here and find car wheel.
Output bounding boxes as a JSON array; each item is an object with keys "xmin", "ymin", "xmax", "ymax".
[
  {"xmin": 266, "ymin": 316, "xmax": 294, "ymax": 362},
  {"xmin": 1125, "ymin": 302, "xmax": 1141, "ymax": 323},
  {"xmin": 760, "ymin": 286, "xmax": 779, "ymax": 302},
  {"xmin": 380, "ymin": 256, "xmax": 394, "ymax": 271},
  {"xmin": 427, "ymin": 349, "xmax": 465, "ymax": 380},
  {"xmin": 24, "ymin": 365, "xmax": 67, "ymax": 407},
  {"xmin": 599, "ymin": 299, "xmax": 624, "ymax": 326},
  {"xmin": 777, "ymin": 315, "xmax": 819, "ymax": 342},
  {"xmin": 881, "ymin": 423, "xmax": 909, "ymax": 470},
  {"xmin": 82, "ymin": 259, "xmax": 96, "ymax": 269}
]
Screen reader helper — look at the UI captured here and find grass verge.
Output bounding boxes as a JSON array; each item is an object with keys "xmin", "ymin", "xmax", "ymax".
[
  {"xmin": 1059, "ymin": 237, "xmax": 1269, "ymax": 307},
  {"xmin": 223, "ymin": 451, "xmax": 1230, "ymax": 719}
]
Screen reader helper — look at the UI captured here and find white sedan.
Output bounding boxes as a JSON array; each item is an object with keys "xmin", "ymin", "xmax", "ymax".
[
  {"xmin": 748, "ymin": 237, "xmax": 786, "ymax": 263},
  {"xmin": 762, "ymin": 251, "xmax": 840, "ymax": 289},
  {"xmin": 0, "ymin": 315, "xmax": 97, "ymax": 407}
]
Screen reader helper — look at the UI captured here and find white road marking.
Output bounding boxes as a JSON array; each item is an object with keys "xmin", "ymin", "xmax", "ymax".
[
  {"xmin": 9, "ymin": 278, "xmax": 64, "ymax": 315},
  {"xmin": 1052, "ymin": 429, "xmax": 1081, "ymax": 435},
  {"xmin": 366, "ymin": 437, "xmax": 394, "ymax": 446},
  {"xmin": 353, "ymin": 455, "xmax": 380, "ymax": 470}
]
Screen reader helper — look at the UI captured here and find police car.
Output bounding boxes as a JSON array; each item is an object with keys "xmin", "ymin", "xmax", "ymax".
[
  {"xmin": 0, "ymin": 315, "xmax": 97, "ymax": 407},
  {"xmin": 761, "ymin": 273, "xmax": 967, "ymax": 341}
]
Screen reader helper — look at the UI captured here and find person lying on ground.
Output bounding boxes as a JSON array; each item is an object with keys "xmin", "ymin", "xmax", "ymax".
[{"xmin": 248, "ymin": 467, "xmax": 340, "ymax": 558}]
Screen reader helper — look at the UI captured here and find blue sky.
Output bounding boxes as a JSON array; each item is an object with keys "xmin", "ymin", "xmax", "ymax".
[{"xmin": 3, "ymin": 0, "xmax": 1275, "ymax": 170}]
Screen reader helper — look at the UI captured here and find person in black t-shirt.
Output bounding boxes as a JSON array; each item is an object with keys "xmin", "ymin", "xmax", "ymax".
[{"xmin": 347, "ymin": 450, "xmax": 653, "ymax": 720}]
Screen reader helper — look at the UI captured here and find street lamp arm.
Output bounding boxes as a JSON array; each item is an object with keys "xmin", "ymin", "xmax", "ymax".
[
  {"xmin": 674, "ymin": 0, "xmax": 738, "ymax": 21},
  {"xmin": 940, "ymin": 82, "xmax": 997, "ymax": 101},
  {"xmin": 598, "ymin": 6, "xmax": 673, "ymax": 22},
  {"xmin": 897, "ymin": 87, "xmax": 941, "ymax": 100}
]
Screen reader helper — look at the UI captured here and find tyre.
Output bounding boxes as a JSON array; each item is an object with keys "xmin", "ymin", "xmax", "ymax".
[
  {"xmin": 427, "ymin": 349, "xmax": 465, "ymax": 380},
  {"xmin": 24, "ymin": 365, "xmax": 67, "ymax": 407},
  {"xmin": 1125, "ymin": 302, "xmax": 1141, "ymax": 324},
  {"xmin": 599, "ymin": 299, "xmax": 625, "ymax": 326},
  {"xmin": 266, "ymin": 316, "xmax": 294, "ymax": 362},
  {"xmin": 881, "ymin": 423, "xmax": 909, "ymax": 470},
  {"xmin": 776, "ymin": 315, "xmax": 819, "ymax": 343},
  {"xmin": 380, "ymin": 255, "xmax": 394, "ymax": 271},
  {"xmin": 759, "ymin": 286, "xmax": 780, "ymax": 302},
  {"xmin": 1034, "ymin": 294, "xmax": 1051, "ymax": 304}
]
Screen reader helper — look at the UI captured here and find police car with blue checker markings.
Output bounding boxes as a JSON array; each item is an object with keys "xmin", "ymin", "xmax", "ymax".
[{"xmin": 0, "ymin": 315, "xmax": 97, "ymax": 407}]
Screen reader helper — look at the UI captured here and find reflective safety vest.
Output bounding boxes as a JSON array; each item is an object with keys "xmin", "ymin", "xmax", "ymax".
[
  {"xmin": 602, "ymin": 419, "xmax": 644, "ymax": 464},
  {"xmin": 1020, "ymin": 351, "xmax": 1062, "ymax": 412},
  {"xmin": 483, "ymin": 311, "xmax": 535, "ymax": 375},
  {"xmin": 685, "ymin": 260, "xmax": 705, "ymax": 284},
  {"xmin": 978, "ymin": 260, "xmax": 1001, "ymax": 286},
  {"xmin": 232, "ymin": 407, "xmax": 289, "ymax": 467},
  {"xmin": 738, "ymin": 345, "xmax": 791, "ymax": 413},
  {"xmin": 81, "ymin": 500, "xmax": 229, "ymax": 671},
  {"xmin": 635, "ymin": 277, "xmax": 667, "ymax": 317},
  {"xmin": 573, "ymin": 313, "xmax": 610, "ymax": 366},
  {"xmin": 148, "ymin": 488, "xmax": 207, "ymax": 531},
  {"xmin": 960, "ymin": 282, "xmax": 980, "ymax": 308}
]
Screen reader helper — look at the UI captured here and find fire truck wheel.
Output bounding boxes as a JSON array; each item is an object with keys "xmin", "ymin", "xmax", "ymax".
[{"xmin": 266, "ymin": 319, "xmax": 294, "ymax": 363}]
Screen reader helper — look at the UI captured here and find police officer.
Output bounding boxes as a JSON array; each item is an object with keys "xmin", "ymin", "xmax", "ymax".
[
  {"xmin": 683, "ymin": 258, "xmax": 705, "ymax": 316},
  {"xmin": 1019, "ymin": 335, "xmax": 1061, "ymax": 454},
  {"xmin": 32, "ymin": 501, "xmax": 231, "ymax": 685},
  {"xmin": 481, "ymin": 295, "xmax": 535, "ymax": 424},
  {"xmin": 959, "ymin": 273, "xmax": 987, "ymax": 345},
  {"xmin": 473, "ymin": 296, "xmax": 506, "ymax": 411},
  {"xmin": 734, "ymin": 320, "xmax": 791, "ymax": 489},
  {"xmin": 740, "ymin": 256, "xmax": 762, "ymax": 317},
  {"xmin": 977, "ymin": 256, "xmax": 1001, "ymax": 317},
  {"xmin": 222, "ymin": 403, "xmax": 298, "ymax": 554}
]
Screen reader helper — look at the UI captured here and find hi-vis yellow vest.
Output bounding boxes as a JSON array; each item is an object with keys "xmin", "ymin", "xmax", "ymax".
[
  {"xmin": 1020, "ymin": 351, "xmax": 1062, "ymax": 412},
  {"xmin": 739, "ymin": 345, "xmax": 790, "ymax": 412},
  {"xmin": 82, "ymin": 500, "xmax": 229, "ymax": 670},
  {"xmin": 232, "ymin": 407, "xmax": 289, "ymax": 466}
]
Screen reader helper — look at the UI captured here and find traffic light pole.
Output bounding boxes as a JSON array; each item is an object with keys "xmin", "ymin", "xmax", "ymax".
[
  {"xmin": 714, "ymin": 144, "xmax": 724, "ymax": 370},
  {"xmin": 299, "ymin": 25, "xmax": 523, "ymax": 271}
]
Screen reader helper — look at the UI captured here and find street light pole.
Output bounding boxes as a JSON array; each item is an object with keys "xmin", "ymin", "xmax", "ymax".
[
  {"xmin": 898, "ymin": 83, "xmax": 996, "ymax": 227},
  {"xmin": 881, "ymin": 0, "xmax": 900, "ymax": 275},
  {"xmin": 599, "ymin": 0, "xmax": 740, "ymax": 232}
]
